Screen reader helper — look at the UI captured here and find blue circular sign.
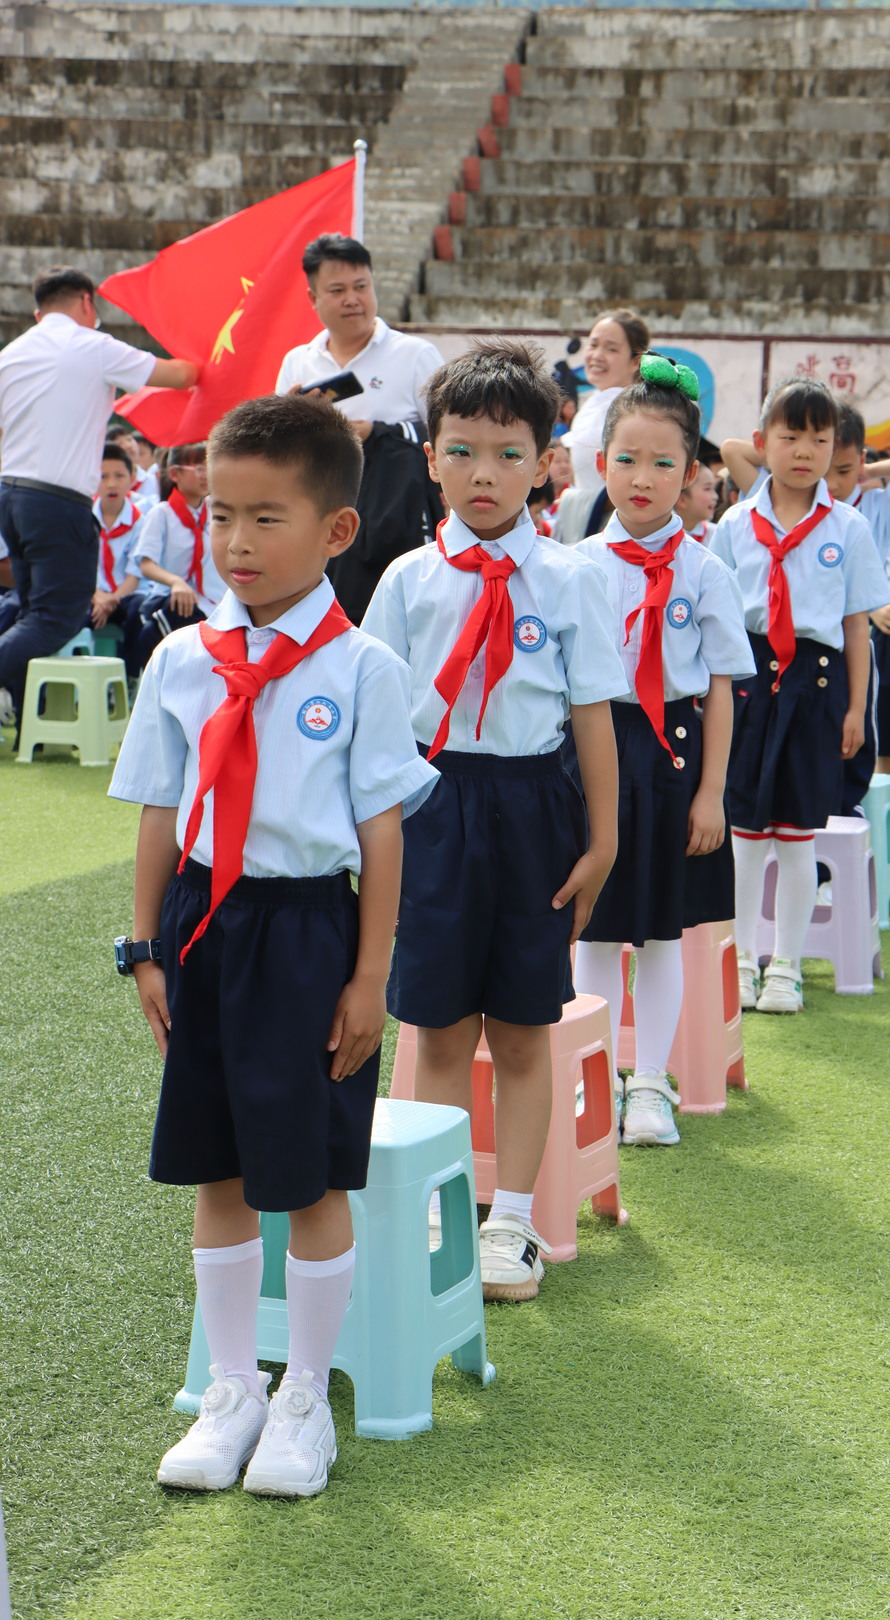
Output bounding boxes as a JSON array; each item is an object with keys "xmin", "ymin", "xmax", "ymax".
[
  {"xmin": 667, "ymin": 597, "xmax": 693, "ymax": 629},
  {"xmin": 297, "ymin": 696, "xmax": 341, "ymax": 739},
  {"xmin": 514, "ymin": 615, "xmax": 547, "ymax": 652}
]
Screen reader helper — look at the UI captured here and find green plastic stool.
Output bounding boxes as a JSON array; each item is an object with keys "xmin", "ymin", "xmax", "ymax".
[
  {"xmin": 862, "ymin": 773, "xmax": 890, "ymax": 929},
  {"xmin": 174, "ymin": 1098, "xmax": 495, "ymax": 1439},
  {"xmin": 17, "ymin": 655, "xmax": 129, "ymax": 765}
]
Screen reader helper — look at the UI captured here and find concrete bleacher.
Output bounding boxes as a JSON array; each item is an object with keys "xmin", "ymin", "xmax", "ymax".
[
  {"xmin": 413, "ymin": 7, "xmax": 890, "ymax": 335},
  {"xmin": 0, "ymin": 1, "xmax": 529, "ymax": 345}
]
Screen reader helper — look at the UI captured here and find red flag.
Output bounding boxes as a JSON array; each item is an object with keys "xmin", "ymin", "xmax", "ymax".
[{"xmin": 98, "ymin": 160, "xmax": 356, "ymax": 444}]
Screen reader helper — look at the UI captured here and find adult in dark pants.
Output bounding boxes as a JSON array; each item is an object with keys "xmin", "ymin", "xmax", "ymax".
[{"xmin": 0, "ymin": 266, "xmax": 198, "ymax": 719}]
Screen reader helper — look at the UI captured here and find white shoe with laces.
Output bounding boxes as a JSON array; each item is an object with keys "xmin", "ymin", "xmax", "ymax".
[
  {"xmin": 0, "ymin": 687, "xmax": 16, "ymax": 727},
  {"xmin": 478, "ymin": 1213, "xmax": 552, "ymax": 1301},
  {"xmin": 622, "ymin": 1071, "xmax": 681, "ymax": 1146},
  {"xmin": 157, "ymin": 1364, "xmax": 270, "ymax": 1491},
  {"xmin": 756, "ymin": 958, "xmax": 804, "ymax": 1013},
  {"xmin": 243, "ymin": 1369, "xmax": 337, "ymax": 1498},
  {"xmin": 737, "ymin": 951, "xmax": 761, "ymax": 1011}
]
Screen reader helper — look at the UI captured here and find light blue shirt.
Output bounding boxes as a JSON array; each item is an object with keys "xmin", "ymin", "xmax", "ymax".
[
  {"xmin": 132, "ymin": 499, "xmax": 226, "ymax": 617},
  {"xmin": 91, "ymin": 495, "xmax": 143, "ymax": 590},
  {"xmin": 712, "ymin": 477, "xmax": 890, "ymax": 650},
  {"xmin": 853, "ymin": 484, "xmax": 890, "ymax": 575},
  {"xmin": 362, "ymin": 506, "xmax": 629, "ymax": 755},
  {"xmin": 577, "ymin": 514, "xmax": 754, "ymax": 702},
  {"xmin": 108, "ymin": 577, "xmax": 439, "ymax": 878}
]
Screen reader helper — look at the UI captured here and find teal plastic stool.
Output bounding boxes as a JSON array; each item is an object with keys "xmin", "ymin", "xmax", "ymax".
[
  {"xmin": 93, "ymin": 624, "xmax": 124, "ymax": 658},
  {"xmin": 862, "ymin": 774, "xmax": 890, "ymax": 929},
  {"xmin": 56, "ymin": 627, "xmax": 94, "ymax": 656},
  {"xmin": 174, "ymin": 1098, "xmax": 495, "ymax": 1440}
]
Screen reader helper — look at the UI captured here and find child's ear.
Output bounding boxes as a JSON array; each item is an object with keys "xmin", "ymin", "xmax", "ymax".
[
  {"xmin": 752, "ymin": 429, "xmax": 766, "ymax": 456},
  {"xmin": 424, "ymin": 441, "xmax": 441, "ymax": 485},
  {"xmin": 595, "ymin": 449, "xmax": 607, "ymax": 479},
  {"xmin": 682, "ymin": 459, "xmax": 700, "ymax": 490},
  {"xmin": 326, "ymin": 506, "xmax": 360, "ymax": 556},
  {"xmin": 529, "ymin": 445, "xmax": 554, "ymax": 490},
  {"xmin": 860, "ymin": 450, "xmax": 868, "ymax": 476}
]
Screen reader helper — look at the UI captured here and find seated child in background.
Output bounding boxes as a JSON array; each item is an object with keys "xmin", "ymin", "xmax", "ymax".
[
  {"xmin": 712, "ymin": 378, "xmax": 889, "ymax": 1014},
  {"xmin": 363, "ymin": 338, "xmax": 625, "ymax": 1301},
  {"xmin": 132, "ymin": 430, "xmax": 161, "ymax": 509},
  {"xmin": 106, "ymin": 424, "xmax": 158, "ymax": 513},
  {"xmin": 90, "ymin": 442, "xmax": 146, "ymax": 678},
  {"xmin": 675, "ymin": 460, "xmax": 719, "ymax": 544},
  {"xmin": 571, "ymin": 356, "xmax": 753, "ymax": 1146},
  {"xmin": 109, "ymin": 392, "xmax": 437, "ymax": 1498},
  {"xmin": 131, "ymin": 442, "xmax": 224, "ymax": 668},
  {"xmin": 528, "ymin": 477, "xmax": 556, "ymax": 535}
]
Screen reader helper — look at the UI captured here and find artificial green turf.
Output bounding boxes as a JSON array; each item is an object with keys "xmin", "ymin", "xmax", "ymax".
[{"xmin": 2, "ymin": 758, "xmax": 889, "ymax": 1620}]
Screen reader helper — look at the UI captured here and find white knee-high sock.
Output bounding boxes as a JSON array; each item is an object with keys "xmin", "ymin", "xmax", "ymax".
[
  {"xmin": 732, "ymin": 831, "xmax": 772, "ymax": 961},
  {"xmin": 284, "ymin": 1247, "xmax": 355, "ymax": 1401},
  {"xmin": 193, "ymin": 1237, "xmax": 264, "ymax": 1398},
  {"xmin": 632, "ymin": 938, "xmax": 684, "ymax": 1076},
  {"xmin": 773, "ymin": 833, "xmax": 817, "ymax": 966},
  {"xmin": 573, "ymin": 940, "xmax": 624, "ymax": 1079}
]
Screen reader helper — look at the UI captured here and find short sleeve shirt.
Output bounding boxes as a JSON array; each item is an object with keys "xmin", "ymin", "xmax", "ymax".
[
  {"xmin": 275, "ymin": 318, "xmax": 443, "ymax": 426},
  {"xmin": 91, "ymin": 496, "xmax": 144, "ymax": 590},
  {"xmin": 108, "ymin": 577, "xmax": 439, "ymax": 877},
  {"xmin": 132, "ymin": 500, "xmax": 226, "ymax": 616},
  {"xmin": 577, "ymin": 514, "xmax": 755, "ymax": 702},
  {"xmin": 563, "ymin": 386, "xmax": 622, "ymax": 493},
  {"xmin": 362, "ymin": 506, "xmax": 629, "ymax": 755}
]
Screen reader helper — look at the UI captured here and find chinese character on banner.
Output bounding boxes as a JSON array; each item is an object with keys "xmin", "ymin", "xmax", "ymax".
[
  {"xmin": 795, "ymin": 354, "xmax": 822, "ymax": 379},
  {"xmin": 829, "ymin": 354, "xmax": 857, "ymax": 394}
]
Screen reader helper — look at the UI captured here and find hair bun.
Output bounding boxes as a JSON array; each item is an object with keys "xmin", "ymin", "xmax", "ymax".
[{"xmin": 639, "ymin": 351, "xmax": 700, "ymax": 402}]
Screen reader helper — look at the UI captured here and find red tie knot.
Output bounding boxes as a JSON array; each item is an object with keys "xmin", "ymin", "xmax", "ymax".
[
  {"xmin": 480, "ymin": 554, "xmax": 514, "ymax": 583},
  {"xmin": 213, "ymin": 661, "xmax": 269, "ymax": 702}
]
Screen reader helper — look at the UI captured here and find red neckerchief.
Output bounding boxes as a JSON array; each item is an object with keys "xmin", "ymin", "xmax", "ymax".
[
  {"xmin": 428, "ymin": 521, "xmax": 517, "ymax": 761},
  {"xmin": 97, "ymin": 499, "xmax": 139, "ymax": 591},
  {"xmin": 177, "ymin": 602, "xmax": 353, "ymax": 961},
  {"xmin": 750, "ymin": 494, "xmax": 833, "ymax": 690},
  {"xmin": 168, "ymin": 488, "xmax": 207, "ymax": 597},
  {"xmin": 607, "ymin": 518, "xmax": 685, "ymax": 758}
]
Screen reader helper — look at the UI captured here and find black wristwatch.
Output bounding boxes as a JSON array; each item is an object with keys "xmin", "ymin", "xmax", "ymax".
[{"xmin": 114, "ymin": 936, "xmax": 163, "ymax": 976}]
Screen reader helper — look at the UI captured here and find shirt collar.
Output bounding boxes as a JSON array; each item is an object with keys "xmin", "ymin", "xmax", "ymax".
[
  {"xmin": 753, "ymin": 475, "xmax": 831, "ymax": 534},
  {"xmin": 93, "ymin": 495, "xmax": 138, "ymax": 529},
  {"xmin": 37, "ymin": 311, "xmax": 78, "ymax": 330},
  {"xmin": 208, "ymin": 576, "xmax": 336, "ymax": 643},
  {"xmin": 440, "ymin": 505, "xmax": 538, "ymax": 567},
  {"xmin": 313, "ymin": 316, "xmax": 387, "ymax": 360},
  {"xmin": 605, "ymin": 511, "xmax": 684, "ymax": 550}
]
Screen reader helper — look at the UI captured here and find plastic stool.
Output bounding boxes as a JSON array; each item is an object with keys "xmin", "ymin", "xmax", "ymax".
[
  {"xmin": 862, "ymin": 775, "xmax": 890, "ymax": 930},
  {"xmin": 16, "ymin": 656, "xmax": 129, "ymax": 765},
  {"xmin": 616, "ymin": 922, "xmax": 748, "ymax": 1114},
  {"xmin": 93, "ymin": 623, "xmax": 124, "ymax": 658},
  {"xmin": 391, "ymin": 995, "xmax": 627, "ymax": 1262},
  {"xmin": 56, "ymin": 627, "xmax": 94, "ymax": 656},
  {"xmin": 755, "ymin": 816, "xmax": 882, "ymax": 993},
  {"xmin": 173, "ymin": 1099, "xmax": 494, "ymax": 1440}
]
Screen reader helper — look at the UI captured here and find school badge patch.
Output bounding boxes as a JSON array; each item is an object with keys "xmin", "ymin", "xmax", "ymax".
[
  {"xmin": 297, "ymin": 696, "xmax": 341, "ymax": 739},
  {"xmin": 818, "ymin": 542, "xmax": 843, "ymax": 568},
  {"xmin": 514, "ymin": 615, "xmax": 547, "ymax": 652},
  {"xmin": 667, "ymin": 597, "xmax": 693, "ymax": 628}
]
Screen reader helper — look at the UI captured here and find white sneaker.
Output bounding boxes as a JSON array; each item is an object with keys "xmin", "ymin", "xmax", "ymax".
[
  {"xmin": 243, "ymin": 1369, "xmax": 337, "ymax": 1498},
  {"xmin": 756, "ymin": 958, "xmax": 803, "ymax": 1013},
  {"xmin": 428, "ymin": 1207, "xmax": 442, "ymax": 1253},
  {"xmin": 0, "ymin": 688, "xmax": 16, "ymax": 727},
  {"xmin": 622, "ymin": 1072, "xmax": 681, "ymax": 1146},
  {"xmin": 157, "ymin": 1364, "xmax": 270, "ymax": 1491},
  {"xmin": 478, "ymin": 1213, "xmax": 552, "ymax": 1302},
  {"xmin": 737, "ymin": 951, "xmax": 761, "ymax": 1011}
]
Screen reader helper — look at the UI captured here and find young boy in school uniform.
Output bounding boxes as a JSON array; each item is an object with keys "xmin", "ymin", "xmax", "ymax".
[
  {"xmin": 363, "ymin": 338, "xmax": 626, "ymax": 1302},
  {"xmin": 89, "ymin": 442, "xmax": 146, "ymax": 677},
  {"xmin": 131, "ymin": 443, "xmax": 225, "ymax": 668},
  {"xmin": 109, "ymin": 393, "xmax": 437, "ymax": 1497}
]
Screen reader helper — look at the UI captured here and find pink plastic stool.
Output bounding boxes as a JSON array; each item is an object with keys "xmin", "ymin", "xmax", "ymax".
[
  {"xmin": 615, "ymin": 921, "xmax": 748, "ymax": 1114},
  {"xmin": 755, "ymin": 816, "xmax": 882, "ymax": 994},
  {"xmin": 390, "ymin": 994, "xmax": 627, "ymax": 1262}
]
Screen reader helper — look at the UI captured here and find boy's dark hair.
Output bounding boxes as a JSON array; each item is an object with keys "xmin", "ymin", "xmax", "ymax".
[
  {"xmin": 530, "ymin": 477, "xmax": 555, "ymax": 507},
  {"xmin": 32, "ymin": 265, "xmax": 95, "ymax": 309},
  {"xmin": 106, "ymin": 424, "xmax": 136, "ymax": 446},
  {"xmin": 102, "ymin": 441, "xmax": 134, "ymax": 476},
  {"xmin": 208, "ymin": 394, "xmax": 363, "ymax": 513},
  {"xmin": 835, "ymin": 400, "xmax": 866, "ymax": 454},
  {"xmin": 302, "ymin": 233, "xmax": 372, "ymax": 286},
  {"xmin": 133, "ymin": 432, "xmax": 156, "ymax": 451},
  {"xmin": 760, "ymin": 377, "xmax": 838, "ymax": 437},
  {"xmin": 602, "ymin": 378, "xmax": 702, "ymax": 469},
  {"xmin": 425, "ymin": 338, "xmax": 561, "ymax": 455}
]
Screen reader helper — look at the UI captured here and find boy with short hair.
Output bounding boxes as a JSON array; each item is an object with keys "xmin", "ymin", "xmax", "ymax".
[
  {"xmin": 106, "ymin": 423, "xmax": 159, "ymax": 512},
  {"xmin": 363, "ymin": 338, "xmax": 626, "ymax": 1301},
  {"xmin": 88, "ymin": 441, "xmax": 146, "ymax": 676},
  {"xmin": 109, "ymin": 393, "xmax": 437, "ymax": 1497}
]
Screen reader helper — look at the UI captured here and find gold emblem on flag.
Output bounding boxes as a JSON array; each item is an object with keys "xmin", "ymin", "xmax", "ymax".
[{"xmin": 211, "ymin": 277, "xmax": 255, "ymax": 365}]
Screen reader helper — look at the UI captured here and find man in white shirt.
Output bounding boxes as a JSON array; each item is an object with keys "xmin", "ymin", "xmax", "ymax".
[
  {"xmin": 275, "ymin": 235, "xmax": 443, "ymax": 621},
  {"xmin": 0, "ymin": 265, "xmax": 198, "ymax": 718}
]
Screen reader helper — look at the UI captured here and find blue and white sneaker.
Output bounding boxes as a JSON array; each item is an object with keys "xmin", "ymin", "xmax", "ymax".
[
  {"xmin": 622, "ymin": 1071, "xmax": 681, "ymax": 1146},
  {"xmin": 756, "ymin": 958, "xmax": 804, "ymax": 1013}
]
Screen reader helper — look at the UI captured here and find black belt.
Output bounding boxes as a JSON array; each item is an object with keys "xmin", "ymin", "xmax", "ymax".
[{"xmin": 1, "ymin": 475, "xmax": 93, "ymax": 510}]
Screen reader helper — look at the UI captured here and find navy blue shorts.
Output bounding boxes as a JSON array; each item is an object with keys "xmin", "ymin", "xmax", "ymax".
[
  {"xmin": 873, "ymin": 628, "xmax": 890, "ymax": 756},
  {"xmin": 388, "ymin": 748, "xmax": 587, "ymax": 1028},
  {"xmin": 151, "ymin": 860, "xmax": 379, "ymax": 1212},
  {"xmin": 571, "ymin": 698, "xmax": 734, "ymax": 947},
  {"xmin": 728, "ymin": 634, "xmax": 847, "ymax": 833},
  {"xmin": 839, "ymin": 639, "xmax": 877, "ymax": 814}
]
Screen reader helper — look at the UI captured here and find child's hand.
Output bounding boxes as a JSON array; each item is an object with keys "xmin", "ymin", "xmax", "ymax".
[
  {"xmin": 686, "ymin": 787, "xmax": 726, "ymax": 856},
  {"xmin": 327, "ymin": 973, "xmax": 387, "ymax": 1080},
  {"xmin": 134, "ymin": 961, "xmax": 171, "ymax": 1057},
  {"xmin": 871, "ymin": 605, "xmax": 890, "ymax": 635},
  {"xmin": 841, "ymin": 709, "xmax": 865, "ymax": 758},
  {"xmin": 169, "ymin": 578, "xmax": 197, "ymax": 615},
  {"xmin": 552, "ymin": 850, "xmax": 611, "ymax": 945},
  {"xmin": 91, "ymin": 590, "xmax": 114, "ymax": 628}
]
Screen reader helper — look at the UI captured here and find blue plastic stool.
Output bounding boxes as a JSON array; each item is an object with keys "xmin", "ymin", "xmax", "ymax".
[
  {"xmin": 174, "ymin": 1098, "xmax": 495, "ymax": 1440},
  {"xmin": 56, "ymin": 627, "xmax": 94, "ymax": 656},
  {"xmin": 862, "ymin": 774, "xmax": 890, "ymax": 929}
]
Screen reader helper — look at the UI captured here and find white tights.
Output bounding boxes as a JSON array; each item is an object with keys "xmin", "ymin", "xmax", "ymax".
[
  {"xmin": 732, "ymin": 830, "xmax": 816, "ymax": 966},
  {"xmin": 574, "ymin": 937, "xmax": 684, "ymax": 1078}
]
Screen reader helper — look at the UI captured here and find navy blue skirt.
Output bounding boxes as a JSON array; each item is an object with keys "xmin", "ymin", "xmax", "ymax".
[
  {"xmin": 388, "ymin": 747, "xmax": 587, "ymax": 1027},
  {"xmin": 728, "ymin": 633, "xmax": 847, "ymax": 832},
  {"xmin": 570, "ymin": 698, "xmax": 734, "ymax": 948},
  {"xmin": 151, "ymin": 860, "xmax": 379, "ymax": 1212}
]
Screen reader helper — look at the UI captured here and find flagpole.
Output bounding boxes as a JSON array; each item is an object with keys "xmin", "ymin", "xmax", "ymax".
[{"xmin": 352, "ymin": 138, "xmax": 367, "ymax": 242}]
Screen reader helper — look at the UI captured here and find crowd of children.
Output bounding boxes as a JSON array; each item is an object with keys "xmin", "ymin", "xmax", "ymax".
[{"xmin": 31, "ymin": 324, "xmax": 884, "ymax": 1502}]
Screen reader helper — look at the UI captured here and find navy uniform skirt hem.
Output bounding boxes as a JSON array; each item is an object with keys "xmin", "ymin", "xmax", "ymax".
[{"xmin": 727, "ymin": 633, "xmax": 846, "ymax": 833}]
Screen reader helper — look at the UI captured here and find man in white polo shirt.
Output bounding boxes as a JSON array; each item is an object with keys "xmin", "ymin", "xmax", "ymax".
[
  {"xmin": 0, "ymin": 265, "xmax": 198, "ymax": 719},
  {"xmin": 276, "ymin": 234, "xmax": 443, "ymax": 620}
]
